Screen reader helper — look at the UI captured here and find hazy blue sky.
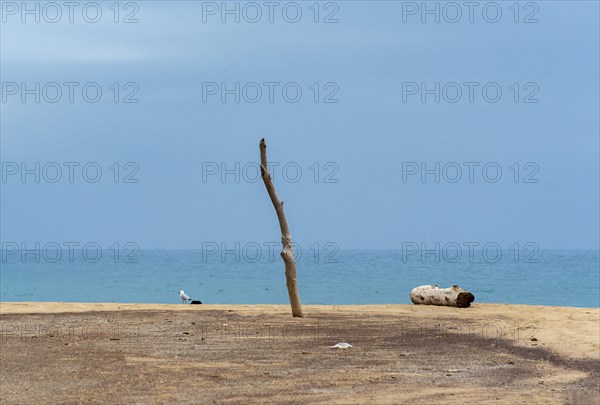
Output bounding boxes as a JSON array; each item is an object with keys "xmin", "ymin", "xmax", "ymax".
[{"xmin": 1, "ymin": 1, "xmax": 598, "ymax": 250}]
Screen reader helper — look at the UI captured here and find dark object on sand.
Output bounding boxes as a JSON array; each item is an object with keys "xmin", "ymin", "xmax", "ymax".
[
  {"xmin": 190, "ymin": 300, "xmax": 202, "ymax": 305},
  {"xmin": 410, "ymin": 285, "xmax": 475, "ymax": 308}
]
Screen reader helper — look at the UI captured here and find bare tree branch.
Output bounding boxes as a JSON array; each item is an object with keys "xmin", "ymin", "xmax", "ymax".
[{"xmin": 260, "ymin": 138, "xmax": 303, "ymax": 317}]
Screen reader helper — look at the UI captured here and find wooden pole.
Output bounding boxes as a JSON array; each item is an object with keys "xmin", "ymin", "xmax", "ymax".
[{"xmin": 259, "ymin": 138, "xmax": 303, "ymax": 317}]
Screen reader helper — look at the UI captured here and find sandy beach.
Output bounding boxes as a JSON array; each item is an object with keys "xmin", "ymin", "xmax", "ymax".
[{"xmin": 1, "ymin": 302, "xmax": 598, "ymax": 404}]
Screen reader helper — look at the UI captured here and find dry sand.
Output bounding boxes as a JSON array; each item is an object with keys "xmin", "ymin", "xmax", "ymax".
[{"xmin": 1, "ymin": 302, "xmax": 598, "ymax": 404}]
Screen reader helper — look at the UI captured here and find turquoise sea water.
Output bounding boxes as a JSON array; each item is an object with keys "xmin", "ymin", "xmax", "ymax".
[{"xmin": 1, "ymin": 250, "xmax": 598, "ymax": 307}]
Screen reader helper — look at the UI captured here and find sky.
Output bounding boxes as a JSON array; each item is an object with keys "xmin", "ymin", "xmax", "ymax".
[{"xmin": 1, "ymin": 0, "xmax": 599, "ymax": 250}]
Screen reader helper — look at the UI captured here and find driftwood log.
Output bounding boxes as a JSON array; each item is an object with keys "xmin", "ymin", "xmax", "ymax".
[
  {"xmin": 260, "ymin": 138, "xmax": 303, "ymax": 317},
  {"xmin": 410, "ymin": 285, "xmax": 475, "ymax": 308}
]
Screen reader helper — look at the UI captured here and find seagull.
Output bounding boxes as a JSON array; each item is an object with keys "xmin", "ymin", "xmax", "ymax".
[
  {"xmin": 331, "ymin": 342, "xmax": 353, "ymax": 349},
  {"xmin": 179, "ymin": 290, "xmax": 191, "ymax": 303}
]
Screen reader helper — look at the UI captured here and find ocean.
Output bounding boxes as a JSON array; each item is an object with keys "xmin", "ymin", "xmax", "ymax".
[{"xmin": 1, "ymin": 250, "xmax": 598, "ymax": 307}]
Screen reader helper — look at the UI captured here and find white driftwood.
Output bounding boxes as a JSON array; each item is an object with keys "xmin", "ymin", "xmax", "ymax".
[
  {"xmin": 260, "ymin": 138, "xmax": 303, "ymax": 318},
  {"xmin": 410, "ymin": 285, "xmax": 474, "ymax": 308}
]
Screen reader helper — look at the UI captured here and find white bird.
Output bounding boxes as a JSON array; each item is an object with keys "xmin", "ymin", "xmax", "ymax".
[
  {"xmin": 179, "ymin": 290, "xmax": 191, "ymax": 303},
  {"xmin": 331, "ymin": 342, "xmax": 353, "ymax": 349}
]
